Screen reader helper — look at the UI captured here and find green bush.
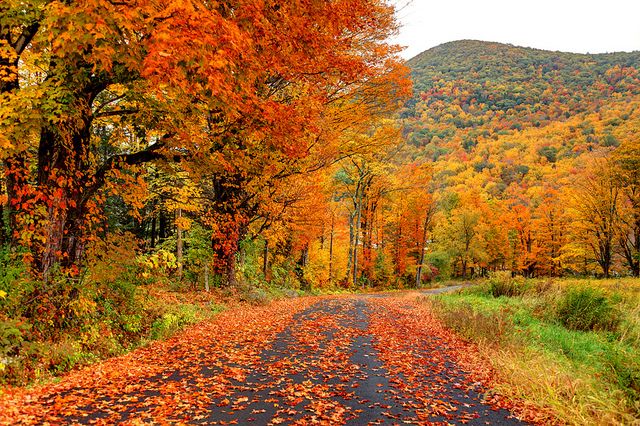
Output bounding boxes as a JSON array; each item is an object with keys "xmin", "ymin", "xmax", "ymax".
[
  {"xmin": 604, "ymin": 347, "xmax": 640, "ymax": 398},
  {"xmin": 48, "ymin": 340, "xmax": 97, "ymax": 374},
  {"xmin": 0, "ymin": 319, "xmax": 30, "ymax": 369},
  {"xmin": 426, "ymin": 251, "xmax": 452, "ymax": 279},
  {"xmin": 488, "ymin": 271, "xmax": 528, "ymax": 297},
  {"xmin": 556, "ymin": 287, "xmax": 620, "ymax": 332},
  {"xmin": 242, "ymin": 287, "xmax": 270, "ymax": 305},
  {"xmin": 0, "ymin": 319, "xmax": 44, "ymax": 385},
  {"xmin": 150, "ymin": 305, "xmax": 200, "ymax": 340}
]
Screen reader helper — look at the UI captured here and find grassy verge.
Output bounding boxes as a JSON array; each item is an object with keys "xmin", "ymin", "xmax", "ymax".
[{"xmin": 423, "ymin": 273, "xmax": 640, "ymax": 425}]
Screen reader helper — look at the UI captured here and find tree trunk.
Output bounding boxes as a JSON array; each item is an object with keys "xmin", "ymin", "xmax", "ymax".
[
  {"xmin": 204, "ymin": 264, "xmax": 210, "ymax": 292},
  {"xmin": 462, "ymin": 258, "xmax": 468, "ymax": 279},
  {"xmin": 353, "ymin": 188, "xmax": 363, "ymax": 288},
  {"xmin": 208, "ymin": 172, "xmax": 253, "ymax": 287},
  {"xmin": 150, "ymin": 206, "xmax": 157, "ymax": 248},
  {"xmin": 176, "ymin": 208, "xmax": 183, "ymax": 278},
  {"xmin": 1, "ymin": 23, "xmax": 39, "ymax": 249},
  {"xmin": 361, "ymin": 202, "xmax": 371, "ymax": 281},
  {"xmin": 0, "ymin": 179, "xmax": 6, "ymax": 247},
  {"xmin": 225, "ymin": 255, "xmax": 237, "ymax": 287},
  {"xmin": 36, "ymin": 98, "xmax": 97, "ymax": 280},
  {"xmin": 347, "ymin": 210, "xmax": 355, "ymax": 280},
  {"xmin": 3, "ymin": 155, "xmax": 30, "ymax": 248},
  {"xmin": 263, "ymin": 239, "xmax": 269, "ymax": 279},
  {"xmin": 415, "ymin": 210, "xmax": 431, "ymax": 288},
  {"xmin": 159, "ymin": 209, "xmax": 168, "ymax": 241},
  {"xmin": 296, "ymin": 243, "xmax": 310, "ymax": 290},
  {"xmin": 329, "ymin": 216, "xmax": 335, "ymax": 283},
  {"xmin": 394, "ymin": 214, "xmax": 403, "ymax": 276}
]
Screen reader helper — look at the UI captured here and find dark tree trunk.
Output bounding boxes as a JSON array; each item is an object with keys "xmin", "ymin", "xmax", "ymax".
[
  {"xmin": 225, "ymin": 255, "xmax": 237, "ymax": 287},
  {"xmin": 207, "ymin": 173, "xmax": 253, "ymax": 287},
  {"xmin": 263, "ymin": 239, "xmax": 269, "ymax": 280},
  {"xmin": 3, "ymin": 155, "xmax": 30, "ymax": 248},
  {"xmin": 1, "ymin": 22, "xmax": 39, "ymax": 250},
  {"xmin": 297, "ymin": 243, "xmax": 310, "ymax": 290},
  {"xmin": 6, "ymin": 55, "xmax": 112, "ymax": 278},
  {"xmin": 159, "ymin": 209, "xmax": 168, "ymax": 241},
  {"xmin": 462, "ymin": 258, "xmax": 468, "ymax": 279},
  {"xmin": 361, "ymin": 202, "xmax": 372, "ymax": 281},
  {"xmin": 7, "ymin": 70, "xmax": 162, "ymax": 278},
  {"xmin": 150, "ymin": 214, "xmax": 157, "ymax": 248},
  {"xmin": 415, "ymin": 204, "xmax": 435, "ymax": 287},
  {"xmin": 0, "ymin": 198, "xmax": 5, "ymax": 247},
  {"xmin": 36, "ymin": 100, "xmax": 96, "ymax": 279}
]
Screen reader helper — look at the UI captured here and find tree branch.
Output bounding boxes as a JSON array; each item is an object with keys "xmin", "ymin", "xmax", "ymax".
[
  {"xmin": 94, "ymin": 108, "xmax": 140, "ymax": 119},
  {"xmin": 14, "ymin": 22, "xmax": 40, "ymax": 55}
]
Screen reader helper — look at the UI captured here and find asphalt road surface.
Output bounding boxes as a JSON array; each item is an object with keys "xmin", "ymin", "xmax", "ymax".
[{"xmin": 1, "ymin": 295, "xmax": 526, "ymax": 425}]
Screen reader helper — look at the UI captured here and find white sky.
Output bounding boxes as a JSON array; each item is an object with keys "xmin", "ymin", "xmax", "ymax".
[{"xmin": 391, "ymin": 0, "xmax": 640, "ymax": 60}]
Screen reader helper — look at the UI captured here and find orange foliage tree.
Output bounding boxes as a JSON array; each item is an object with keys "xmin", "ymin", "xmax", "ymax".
[{"xmin": 0, "ymin": 0, "xmax": 409, "ymax": 283}]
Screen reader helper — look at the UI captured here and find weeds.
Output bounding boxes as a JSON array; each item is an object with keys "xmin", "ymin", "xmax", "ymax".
[
  {"xmin": 556, "ymin": 286, "xmax": 620, "ymax": 332},
  {"xmin": 426, "ymin": 277, "xmax": 640, "ymax": 424},
  {"xmin": 487, "ymin": 271, "xmax": 528, "ymax": 297}
]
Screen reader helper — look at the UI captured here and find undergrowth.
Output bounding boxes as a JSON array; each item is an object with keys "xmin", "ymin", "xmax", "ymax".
[
  {"xmin": 424, "ymin": 272, "xmax": 640, "ymax": 425},
  {"xmin": 0, "ymin": 242, "xmax": 342, "ymax": 387},
  {"xmin": 0, "ymin": 254, "xmax": 223, "ymax": 386}
]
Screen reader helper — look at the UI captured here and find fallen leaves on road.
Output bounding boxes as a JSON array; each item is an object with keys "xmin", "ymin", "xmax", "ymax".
[{"xmin": 0, "ymin": 295, "xmax": 549, "ymax": 425}]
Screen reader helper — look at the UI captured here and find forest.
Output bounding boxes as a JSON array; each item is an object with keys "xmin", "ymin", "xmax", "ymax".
[
  {"xmin": 403, "ymin": 40, "xmax": 640, "ymax": 280},
  {"xmin": 1, "ymin": 0, "xmax": 640, "ymax": 400},
  {"xmin": 0, "ymin": 0, "xmax": 414, "ymax": 385}
]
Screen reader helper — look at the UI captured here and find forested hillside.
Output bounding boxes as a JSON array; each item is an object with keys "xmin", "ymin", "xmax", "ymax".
[{"xmin": 401, "ymin": 40, "xmax": 640, "ymax": 278}]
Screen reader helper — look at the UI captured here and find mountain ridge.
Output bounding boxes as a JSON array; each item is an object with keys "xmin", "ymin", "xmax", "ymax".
[
  {"xmin": 401, "ymin": 38, "xmax": 640, "ymax": 197},
  {"xmin": 408, "ymin": 40, "xmax": 640, "ymax": 64},
  {"xmin": 402, "ymin": 39, "xmax": 640, "ymax": 134}
]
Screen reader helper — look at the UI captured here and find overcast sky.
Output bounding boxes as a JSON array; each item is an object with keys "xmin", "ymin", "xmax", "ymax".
[{"xmin": 391, "ymin": 0, "xmax": 640, "ymax": 60}]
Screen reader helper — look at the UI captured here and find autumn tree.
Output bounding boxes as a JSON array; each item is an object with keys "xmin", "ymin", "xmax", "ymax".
[
  {"xmin": 567, "ymin": 158, "xmax": 620, "ymax": 277},
  {"xmin": 533, "ymin": 188, "xmax": 567, "ymax": 276},
  {"xmin": 1, "ymin": 0, "xmax": 409, "ymax": 284},
  {"xmin": 432, "ymin": 190, "xmax": 492, "ymax": 278},
  {"xmin": 333, "ymin": 123, "xmax": 403, "ymax": 287},
  {"xmin": 614, "ymin": 138, "xmax": 640, "ymax": 276},
  {"xmin": 390, "ymin": 161, "xmax": 435, "ymax": 286},
  {"xmin": 507, "ymin": 203, "xmax": 540, "ymax": 277}
]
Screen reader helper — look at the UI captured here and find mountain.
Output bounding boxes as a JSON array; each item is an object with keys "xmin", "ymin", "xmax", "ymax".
[
  {"xmin": 402, "ymin": 40, "xmax": 640, "ymax": 194},
  {"xmin": 409, "ymin": 40, "xmax": 640, "ymax": 91},
  {"xmin": 399, "ymin": 40, "xmax": 640, "ymax": 277},
  {"xmin": 403, "ymin": 40, "xmax": 640, "ymax": 138}
]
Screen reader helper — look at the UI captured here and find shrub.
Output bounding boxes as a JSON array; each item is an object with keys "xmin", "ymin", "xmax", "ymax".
[
  {"xmin": 428, "ymin": 298, "xmax": 513, "ymax": 345},
  {"xmin": 426, "ymin": 251, "xmax": 452, "ymax": 279},
  {"xmin": 604, "ymin": 347, "xmax": 640, "ymax": 399},
  {"xmin": 243, "ymin": 288, "xmax": 270, "ymax": 305},
  {"xmin": 556, "ymin": 287, "xmax": 620, "ymax": 332},
  {"xmin": 150, "ymin": 305, "xmax": 200, "ymax": 340},
  {"xmin": 0, "ymin": 319, "xmax": 30, "ymax": 372},
  {"xmin": 531, "ymin": 279, "xmax": 555, "ymax": 295},
  {"xmin": 48, "ymin": 339, "xmax": 97, "ymax": 374},
  {"xmin": 488, "ymin": 271, "xmax": 528, "ymax": 298},
  {"xmin": 0, "ymin": 319, "xmax": 44, "ymax": 385}
]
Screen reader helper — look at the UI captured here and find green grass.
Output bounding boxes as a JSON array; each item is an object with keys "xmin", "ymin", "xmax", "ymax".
[{"xmin": 426, "ymin": 275, "xmax": 640, "ymax": 424}]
